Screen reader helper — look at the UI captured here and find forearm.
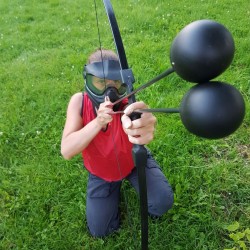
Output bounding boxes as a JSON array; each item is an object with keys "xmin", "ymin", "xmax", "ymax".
[{"xmin": 61, "ymin": 118, "xmax": 103, "ymax": 160}]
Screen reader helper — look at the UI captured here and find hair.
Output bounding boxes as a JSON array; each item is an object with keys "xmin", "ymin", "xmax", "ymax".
[{"xmin": 87, "ymin": 48, "xmax": 118, "ymax": 64}]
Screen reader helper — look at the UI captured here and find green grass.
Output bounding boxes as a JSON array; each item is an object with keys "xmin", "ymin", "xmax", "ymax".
[{"xmin": 0, "ymin": 0, "xmax": 249, "ymax": 249}]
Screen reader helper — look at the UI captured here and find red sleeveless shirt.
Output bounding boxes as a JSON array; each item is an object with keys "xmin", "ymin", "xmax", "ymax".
[{"xmin": 82, "ymin": 93, "xmax": 134, "ymax": 181}]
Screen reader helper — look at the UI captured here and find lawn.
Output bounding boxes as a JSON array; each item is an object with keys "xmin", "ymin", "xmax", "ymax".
[{"xmin": 0, "ymin": 0, "xmax": 249, "ymax": 249}]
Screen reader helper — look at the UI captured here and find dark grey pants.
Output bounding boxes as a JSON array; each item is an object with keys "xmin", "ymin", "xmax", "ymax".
[{"xmin": 86, "ymin": 151, "xmax": 174, "ymax": 237}]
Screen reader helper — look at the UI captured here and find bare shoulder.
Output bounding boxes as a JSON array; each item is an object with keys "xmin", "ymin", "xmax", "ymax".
[
  {"xmin": 62, "ymin": 92, "xmax": 84, "ymax": 138},
  {"xmin": 69, "ymin": 92, "xmax": 83, "ymax": 105},
  {"xmin": 67, "ymin": 92, "xmax": 83, "ymax": 113}
]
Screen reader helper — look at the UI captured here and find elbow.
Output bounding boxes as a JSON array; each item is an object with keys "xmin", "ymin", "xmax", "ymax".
[
  {"xmin": 62, "ymin": 153, "xmax": 72, "ymax": 160},
  {"xmin": 61, "ymin": 146, "xmax": 72, "ymax": 160},
  {"xmin": 61, "ymin": 152, "xmax": 72, "ymax": 160}
]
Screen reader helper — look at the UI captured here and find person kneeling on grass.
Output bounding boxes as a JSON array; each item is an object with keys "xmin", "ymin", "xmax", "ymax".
[{"xmin": 61, "ymin": 49, "xmax": 174, "ymax": 237}]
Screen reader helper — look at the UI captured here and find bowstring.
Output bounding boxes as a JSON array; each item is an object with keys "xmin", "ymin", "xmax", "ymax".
[
  {"xmin": 93, "ymin": 0, "xmax": 137, "ymax": 245},
  {"xmin": 93, "ymin": 0, "xmax": 106, "ymax": 91}
]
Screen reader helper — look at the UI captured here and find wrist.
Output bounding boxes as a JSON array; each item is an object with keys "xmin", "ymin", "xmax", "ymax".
[{"xmin": 95, "ymin": 117, "xmax": 107, "ymax": 130}]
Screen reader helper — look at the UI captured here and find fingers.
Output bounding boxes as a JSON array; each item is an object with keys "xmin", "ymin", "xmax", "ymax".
[
  {"xmin": 122, "ymin": 101, "xmax": 156, "ymax": 129},
  {"xmin": 123, "ymin": 101, "xmax": 148, "ymax": 115},
  {"xmin": 130, "ymin": 112, "xmax": 157, "ymax": 129},
  {"xmin": 96, "ymin": 99, "xmax": 114, "ymax": 127},
  {"xmin": 121, "ymin": 114, "xmax": 132, "ymax": 129},
  {"xmin": 122, "ymin": 101, "xmax": 157, "ymax": 145},
  {"xmin": 125, "ymin": 123, "xmax": 155, "ymax": 145},
  {"xmin": 125, "ymin": 124, "xmax": 155, "ymax": 145}
]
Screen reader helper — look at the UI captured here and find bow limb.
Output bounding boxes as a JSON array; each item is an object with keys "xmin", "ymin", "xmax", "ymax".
[{"xmin": 102, "ymin": 1, "xmax": 148, "ymax": 249}]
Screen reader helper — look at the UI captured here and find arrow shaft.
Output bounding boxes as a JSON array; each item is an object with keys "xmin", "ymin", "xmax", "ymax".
[
  {"xmin": 110, "ymin": 108, "xmax": 180, "ymax": 115},
  {"xmin": 112, "ymin": 67, "xmax": 175, "ymax": 106}
]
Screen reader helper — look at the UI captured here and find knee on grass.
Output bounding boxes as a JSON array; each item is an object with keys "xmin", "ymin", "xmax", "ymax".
[
  {"xmin": 148, "ymin": 189, "xmax": 174, "ymax": 217},
  {"xmin": 87, "ymin": 220, "xmax": 120, "ymax": 238}
]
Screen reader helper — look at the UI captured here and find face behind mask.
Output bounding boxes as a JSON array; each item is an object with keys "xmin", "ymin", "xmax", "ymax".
[{"xmin": 83, "ymin": 60, "xmax": 127, "ymax": 108}]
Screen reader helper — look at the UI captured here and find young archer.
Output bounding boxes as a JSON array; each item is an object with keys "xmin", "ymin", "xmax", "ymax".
[{"xmin": 61, "ymin": 49, "xmax": 174, "ymax": 237}]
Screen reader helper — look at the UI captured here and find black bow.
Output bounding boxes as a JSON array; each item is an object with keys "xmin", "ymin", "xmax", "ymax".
[{"xmin": 101, "ymin": 0, "xmax": 149, "ymax": 249}]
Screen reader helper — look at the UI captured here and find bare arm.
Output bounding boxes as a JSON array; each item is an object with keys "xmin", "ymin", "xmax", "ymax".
[{"xmin": 61, "ymin": 93, "xmax": 113, "ymax": 160}]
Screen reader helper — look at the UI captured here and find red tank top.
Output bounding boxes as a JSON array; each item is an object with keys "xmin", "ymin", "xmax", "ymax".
[{"xmin": 82, "ymin": 93, "xmax": 134, "ymax": 181}]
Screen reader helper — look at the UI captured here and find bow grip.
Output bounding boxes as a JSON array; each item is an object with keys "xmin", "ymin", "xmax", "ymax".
[{"xmin": 129, "ymin": 111, "xmax": 142, "ymax": 121}]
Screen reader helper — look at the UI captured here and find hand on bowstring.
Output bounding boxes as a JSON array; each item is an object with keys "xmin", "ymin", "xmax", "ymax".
[
  {"xmin": 121, "ymin": 101, "xmax": 157, "ymax": 145},
  {"xmin": 96, "ymin": 96, "xmax": 113, "ymax": 128}
]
